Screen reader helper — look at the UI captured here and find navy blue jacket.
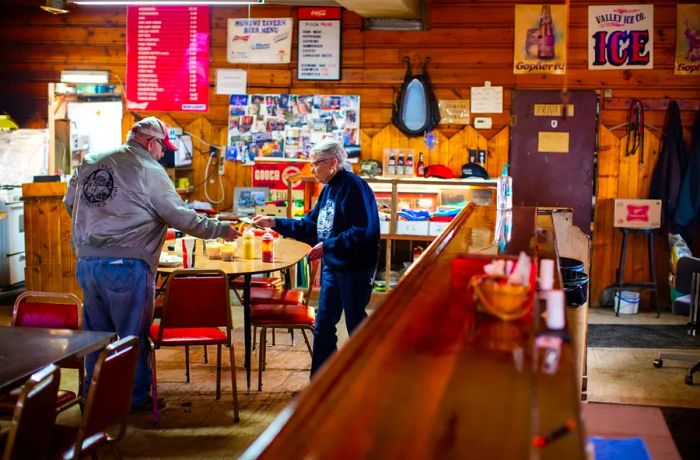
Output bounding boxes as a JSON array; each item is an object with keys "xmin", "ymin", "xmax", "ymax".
[{"xmin": 273, "ymin": 169, "xmax": 380, "ymax": 271}]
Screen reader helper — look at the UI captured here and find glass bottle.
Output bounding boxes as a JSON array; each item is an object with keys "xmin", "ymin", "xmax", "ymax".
[
  {"xmin": 417, "ymin": 152, "xmax": 425, "ymax": 177},
  {"xmin": 397, "ymin": 152, "xmax": 405, "ymax": 176},
  {"xmin": 388, "ymin": 151, "xmax": 396, "ymax": 175},
  {"xmin": 405, "ymin": 152, "xmax": 414, "ymax": 176},
  {"xmin": 538, "ymin": 5, "xmax": 555, "ymax": 60}
]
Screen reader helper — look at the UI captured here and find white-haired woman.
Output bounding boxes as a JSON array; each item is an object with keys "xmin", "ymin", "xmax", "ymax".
[{"xmin": 253, "ymin": 138, "xmax": 380, "ymax": 375}]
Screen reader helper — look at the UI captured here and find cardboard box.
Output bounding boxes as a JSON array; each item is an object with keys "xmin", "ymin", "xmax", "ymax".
[
  {"xmin": 428, "ymin": 221, "xmax": 451, "ymax": 236},
  {"xmin": 380, "ymin": 220, "xmax": 390, "ymax": 235},
  {"xmin": 613, "ymin": 199, "xmax": 662, "ymax": 229},
  {"xmin": 396, "ymin": 220, "xmax": 430, "ymax": 236},
  {"xmin": 255, "ymin": 205, "xmax": 287, "ymax": 217}
]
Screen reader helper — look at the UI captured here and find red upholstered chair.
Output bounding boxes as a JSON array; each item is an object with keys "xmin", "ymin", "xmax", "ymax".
[
  {"xmin": 252, "ymin": 304, "xmax": 315, "ymax": 392},
  {"xmin": 51, "ymin": 336, "xmax": 139, "ymax": 460},
  {"xmin": 0, "ymin": 291, "xmax": 84, "ymax": 417},
  {"xmin": 1, "ymin": 364, "xmax": 60, "ymax": 460},
  {"xmin": 149, "ymin": 269, "xmax": 240, "ymax": 424},
  {"xmin": 251, "ymin": 260, "xmax": 320, "ymax": 350},
  {"xmin": 251, "ymin": 260, "xmax": 319, "ymax": 391}
]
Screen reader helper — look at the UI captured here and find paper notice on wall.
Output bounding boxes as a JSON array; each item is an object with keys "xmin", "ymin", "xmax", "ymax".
[
  {"xmin": 227, "ymin": 18, "xmax": 292, "ymax": 64},
  {"xmin": 216, "ymin": 69, "xmax": 247, "ymax": 95},
  {"xmin": 470, "ymin": 83, "xmax": 503, "ymax": 114}
]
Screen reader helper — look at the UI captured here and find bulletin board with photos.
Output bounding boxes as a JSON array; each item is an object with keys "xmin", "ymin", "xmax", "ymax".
[{"xmin": 226, "ymin": 94, "xmax": 360, "ymax": 165}]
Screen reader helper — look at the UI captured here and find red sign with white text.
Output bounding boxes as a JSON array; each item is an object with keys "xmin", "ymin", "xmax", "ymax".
[
  {"xmin": 252, "ymin": 162, "xmax": 304, "ymax": 190},
  {"xmin": 297, "ymin": 7, "xmax": 342, "ymax": 20},
  {"xmin": 126, "ymin": 6, "xmax": 209, "ymax": 112}
]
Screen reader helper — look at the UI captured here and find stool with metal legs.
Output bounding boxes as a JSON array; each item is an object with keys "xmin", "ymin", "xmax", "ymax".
[{"xmin": 614, "ymin": 227, "xmax": 659, "ymax": 317}]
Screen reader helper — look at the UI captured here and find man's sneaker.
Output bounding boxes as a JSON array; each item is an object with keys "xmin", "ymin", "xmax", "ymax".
[{"xmin": 130, "ymin": 396, "xmax": 165, "ymax": 414}]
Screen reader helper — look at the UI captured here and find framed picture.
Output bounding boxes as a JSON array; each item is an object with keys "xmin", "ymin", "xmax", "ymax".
[{"xmin": 233, "ymin": 187, "xmax": 269, "ymax": 216}]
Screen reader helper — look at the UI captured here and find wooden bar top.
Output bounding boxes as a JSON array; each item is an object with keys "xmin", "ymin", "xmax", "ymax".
[
  {"xmin": 21, "ymin": 181, "xmax": 67, "ymax": 199},
  {"xmin": 244, "ymin": 205, "xmax": 584, "ymax": 460}
]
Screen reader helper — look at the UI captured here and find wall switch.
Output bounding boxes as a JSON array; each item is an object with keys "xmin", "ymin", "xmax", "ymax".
[{"xmin": 474, "ymin": 117, "xmax": 492, "ymax": 129}]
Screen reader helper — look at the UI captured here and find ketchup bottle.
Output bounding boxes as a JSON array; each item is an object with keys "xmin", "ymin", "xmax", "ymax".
[{"xmin": 262, "ymin": 230, "xmax": 274, "ymax": 263}]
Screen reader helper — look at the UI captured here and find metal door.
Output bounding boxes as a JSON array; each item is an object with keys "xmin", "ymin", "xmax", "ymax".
[{"xmin": 509, "ymin": 90, "xmax": 597, "ymax": 234}]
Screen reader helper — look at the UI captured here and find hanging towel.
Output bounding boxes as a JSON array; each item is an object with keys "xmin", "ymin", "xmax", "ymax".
[
  {"xmin": 674, "ymin": 108, "xmax": 700, "ymax": 244},
  {"xmin": 649, "ymin": 101, "xmax": 688, "ymax": 233}
]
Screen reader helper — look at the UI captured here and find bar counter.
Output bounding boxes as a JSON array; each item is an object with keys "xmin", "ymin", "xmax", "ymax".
[{"xmin": 243, "ymin": 205, "xmax": 585, "ymax": 460}]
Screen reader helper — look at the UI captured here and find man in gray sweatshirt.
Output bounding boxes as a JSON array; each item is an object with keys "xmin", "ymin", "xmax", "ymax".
[{"xmin": 64, "ymin": 116, "xmax": 238, "ymax": 411}]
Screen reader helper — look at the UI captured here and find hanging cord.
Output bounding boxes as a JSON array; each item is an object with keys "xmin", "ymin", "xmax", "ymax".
[{"xmin": 625, "ymin": 99, "xmax": 645, "ymax": 164}]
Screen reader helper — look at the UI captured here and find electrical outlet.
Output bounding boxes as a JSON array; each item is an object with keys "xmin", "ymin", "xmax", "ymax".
[{"xmin": 218, "ymin": 158, "xmax": 225, "ymax": 176}]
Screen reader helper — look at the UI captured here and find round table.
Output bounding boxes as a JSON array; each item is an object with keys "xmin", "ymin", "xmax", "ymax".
[{"xmin": 158, "ymin": 237, "xmax": 311, "ymax": 391}]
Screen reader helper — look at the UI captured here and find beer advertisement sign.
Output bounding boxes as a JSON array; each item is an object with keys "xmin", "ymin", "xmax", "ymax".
[
  {"xmin": 588, "ymin": 5, "xmax": 654, "ymax": 70},
  {"xmin": 675, "ymin": 4, "xmax": 700, "ymax": 75},
  {"xmin": 514, "ymin": 4, "xmax": 568, "ymax": 75}
]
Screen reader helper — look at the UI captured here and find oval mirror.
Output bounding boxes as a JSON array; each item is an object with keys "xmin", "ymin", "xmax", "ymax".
[{"xmin": 400, "ymin": 79, "xmax": 427, "ymax": 133}]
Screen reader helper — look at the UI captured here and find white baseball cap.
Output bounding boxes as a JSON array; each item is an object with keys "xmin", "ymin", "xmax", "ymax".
[{"xmin": 131, "ymin": 117, "xmax": 178, "ymax": 151}]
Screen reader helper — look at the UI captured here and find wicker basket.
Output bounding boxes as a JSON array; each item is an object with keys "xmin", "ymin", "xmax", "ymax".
[{"xmin": 471, "ymin": 275, "xmax": 531, "ymax": 321}]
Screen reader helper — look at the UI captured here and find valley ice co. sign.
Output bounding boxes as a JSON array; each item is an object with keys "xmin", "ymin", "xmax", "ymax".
[{"xmin": 588, "ymin": 4, "xmax": 654, "ymax": 70}]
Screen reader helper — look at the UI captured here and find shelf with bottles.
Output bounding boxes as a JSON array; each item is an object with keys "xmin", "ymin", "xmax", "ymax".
[{"xmin": 366, "ymin": 177, "xmax": 497, "ymax": 239}]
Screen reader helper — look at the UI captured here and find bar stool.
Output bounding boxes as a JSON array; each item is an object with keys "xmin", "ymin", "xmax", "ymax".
[{"xmin": 614, "ymin": 227, "xmax": 659, "ymax": 317}]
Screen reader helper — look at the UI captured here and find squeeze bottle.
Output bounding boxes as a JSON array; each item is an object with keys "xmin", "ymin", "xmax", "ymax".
[
  {"xmin": 497, "ymin": 163, "xmax": 513, "ymax": 210},
  {"xmin": 261, "ymin": 230, "xmax": 274, "ymax": 263},
  {"xmin": 241, "ymin": 229, "xmax": 255, "ymax": 260}
]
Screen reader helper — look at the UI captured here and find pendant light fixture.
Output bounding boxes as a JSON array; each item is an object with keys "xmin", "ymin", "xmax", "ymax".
[{"xmin": 40, "ymin": 0, "xmax": 70, "ymax": 14}]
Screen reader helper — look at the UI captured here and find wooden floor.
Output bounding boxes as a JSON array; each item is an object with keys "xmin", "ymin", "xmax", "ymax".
[{"xmin": 0, "ymin": 301, "xmax": 693, "ymax": 458}]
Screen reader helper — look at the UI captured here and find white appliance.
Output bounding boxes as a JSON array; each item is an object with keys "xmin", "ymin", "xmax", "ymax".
[
  {"xmin": 0, "ymin": 196, "xmax": 25, "ymax": 288},
  {"xmin": 66, "ymin": 101, "xmax": 123, "ymax": 170}
]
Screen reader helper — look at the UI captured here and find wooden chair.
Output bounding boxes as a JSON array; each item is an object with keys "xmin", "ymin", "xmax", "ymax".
[
  {"xmin": 0, "ymin": 291, "xmax": 84, "ymax": 417},
  {"xmin": 149, "ymin": 269, "xmax": 240, "ymax": 424},
  {"xmin": 251, "ymin": 259, "xmax": 320, "ymax": 350},
  {"xmin": 1, "ymin": 364, "xmax": 60, "ymax": 460},
  {"xmin": 51, "ymin": 336, "xmax": 139, "ymax": 460}
]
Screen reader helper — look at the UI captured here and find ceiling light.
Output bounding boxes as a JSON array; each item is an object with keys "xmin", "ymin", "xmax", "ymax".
[
  {"xmin": 60, "ymin": 70, "xmax": 110, "ymax": 84},
  {"xmin": 72, "ymin": 1, "xmax": 265, "ymax": 5},
  {"xmin": 41, "ymin": 0, "xmax": 70, "ymax": 14}
]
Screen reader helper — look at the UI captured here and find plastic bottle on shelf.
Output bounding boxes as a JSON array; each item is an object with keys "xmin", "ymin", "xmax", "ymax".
[
  {"xmin": 417, "ymin": 152, "xmax": 425, "ymax": 177},
  {"xmin": 497, "ymin": 163, "xmax": 513, "ymax": 210},
  {"xmin": 261, "ymin": 230, "xmax": 274, "ymax": 262}
]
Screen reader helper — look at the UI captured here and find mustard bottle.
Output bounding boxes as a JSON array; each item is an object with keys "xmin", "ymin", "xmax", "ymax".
[{"xmin": 241, "ymin": 229, "xmax": 255, "ymax": 260}]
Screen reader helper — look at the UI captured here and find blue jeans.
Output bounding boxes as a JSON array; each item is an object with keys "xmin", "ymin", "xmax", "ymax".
[
  {"xmin": 76, "ymin": 257, "xmax": 154, "ymax": 407},
  {"xmin": 311, "ymin": 264, "xmax": 375, "ymax": 375}
]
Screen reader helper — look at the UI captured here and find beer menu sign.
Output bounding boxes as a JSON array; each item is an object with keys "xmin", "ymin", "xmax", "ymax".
[
  {"xmin": 588, "ymin": 5, "xmax": 654, "ymax": 70},
  {"xmin": 126, "ymin": 6, "xmax": 210, "ymax": 112},
  {"xmin": 227, "ymin": 18, "xmax": 293, "ymax": 64}
]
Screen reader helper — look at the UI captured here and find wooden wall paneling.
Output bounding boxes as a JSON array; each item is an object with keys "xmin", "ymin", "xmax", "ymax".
[
  {"xmin": 591, "ymin": 126, "xmax": 620, "ymax": 305},
  {"xmin": 486, "ymin": 127, "xmax": 510, "ymax": 178},
  {"xmin": 446, "ymin": 126, "xmax": 487, "ymax": 175}
]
